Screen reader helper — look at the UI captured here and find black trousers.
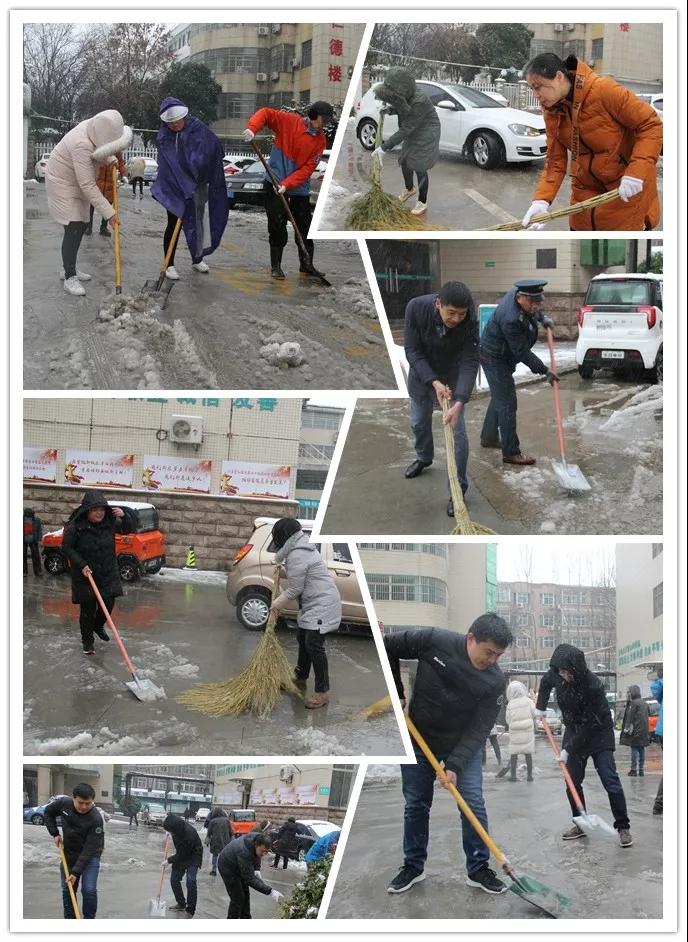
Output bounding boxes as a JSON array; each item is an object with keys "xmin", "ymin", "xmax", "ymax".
[
  {"xmin": 61, "ymin": 221, "xmax": 87, "ymax": 278},
  {"xmin": 510, "ymin": 754, "xmax": 533, "ymax": 779},
  {"xmin": 78, "ymin": 595, "xmax": 115, "ymax": 649},
  {"xmin": 481, "ymin": 734, "xmax": 501, "ymax": 766},
  {"xmin": 131, "ymin": 176, "xmax": 144, "ymax": 195},
  {"xmin": 272, "ymin": 854, "xmax": 288, "ymax": 869},
  {"xmin": 565, "ymin": 749, "xmax": 630, "ymax": 830},
  {"xmin": 221, "ymin": 874, "xmax": 251, "ymax": 918},
  {"xmin": 401, "ymin": 160, "xmax": 429, "ymax": 202},
  {"xmin": 88, "ymin": 205, "xmax": 108, "ymax": 233},
  {"xmin": 163, "ymin": 211, "xmax": 184, "ymax": 267},
  {"xmin": 264, "ymin": 184, "xmax": 313, "ymax": 264},
  {"xmin": 23, "ymin": 543, "xmax": 42, "ymax": 575},
  {"xmin": 295, "ymin": 628, "xmax": 329, "ymax": 693}
]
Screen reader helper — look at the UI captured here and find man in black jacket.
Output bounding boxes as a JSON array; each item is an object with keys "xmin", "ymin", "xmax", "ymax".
[
  {"xmin": 62, "ymin": 489, "xmax": 134, "ymax": 655},
  {"xmin": 403, "ymin": 282, "xmax": 480, "ymax": 518},
  {"xmin": 217, "ymin": 832, "xmax": 284, "ymax": 918},
  {"xmin": 163, "ymin": 813, "xmax": 203, "ymax": 917},
  {"xmin": 44, "ymin": 783, "xmax": 105, "ymax": 919},
  {"xmin": 384, "ymin": 614, "xmax": 512, "ymax": 895},
  {"xmin": 535, "ymin": 643, "xmax": 632, "ymax": 847},
  {"xmin": 479, "ymin": 279, "xmax": 559, "ymax": 465}
]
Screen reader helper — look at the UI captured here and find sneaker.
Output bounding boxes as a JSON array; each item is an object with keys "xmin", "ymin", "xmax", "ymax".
[
  {"xmin": 61, "ymin": 269, "xmax": 92, "ymax": 282},
  {"xmin": 169, "ymin": 903, "xmax": 186, "ymax": 911},
  {"xmin": 628, "ymin": 769, "xmax": 637, "ymax": 777},
  {"xmin": 638, "ymin": 770, "xmax": 644, "ymax": 777},
  {"xmin": 82, "ymin": 646, "xmax": 95, "ymax": 656},
  {"xmin": 192, "ymin": 260, "xmax": 210, "ymax": 273},
  {"xmin": 94, "ymin": 628, "xmax": 110, "ymax": 642},
  {"xmin": 165, "ymin": 266, "xmax": 180, "ymax": 280},
  {"xmin": 304, "ymin": 692, "xmax": 329, "ymax": 710},
  {"xmin": 619, "ymin": 829, "xmax": 633, "ymax": 848},
  {"xmin": 466, "ymin": 866, "xmax": 507, "ymax": 895},
  {"xmin": 410, "ymin": 201, "xmax": 427, "ymax": 216},
  {"xmin": 398, "ymin": 187, "xmax": 416, "ymax": 202},
  {"xmin": 562, "ymin": 823, "xmax": 586, "ymax": 841},
  {"xmin": 387, "ymin": 865, "xmax": 425, "ymax": 894}
]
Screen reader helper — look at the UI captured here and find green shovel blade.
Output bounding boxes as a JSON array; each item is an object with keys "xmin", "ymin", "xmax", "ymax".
[{"xmin": 510, "ymin": 873, "xmax": 571, "ymax": 914}]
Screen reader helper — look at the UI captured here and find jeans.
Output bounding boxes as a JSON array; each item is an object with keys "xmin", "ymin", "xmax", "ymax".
[
  {"xmin": 60, "ymin": 856, "xmax": 100, "ymax": 919},
  {"xmin": 264, "ymin": 184, "xmax": 314, "ymax": 264},
  {"xmin": 78, "ymin": 596, "xmax": 115, "ymax": 649},
  {"xmin": 221, "ymin": 875, "xmax": 251, "ymax": 918},
  {"xmin": 480, "ymin": 360, "xmax": 520, "ymax": 457},
  {"xmin": 409, "ymin": 393, "xmax": 469, "ymax": 493},
  {"xmin": 401, "ymin": 160, "xmax": 429, "ymax": 202},
  {"xmin": 296, "ymin": 628, "xmax": 329, "ymax": 692},
  {"xmin": 565, "ymin": 750, "xmax": 630, "ymax": 830},
  {"xmin": 61, "ymin": 221, "xmax": 87, "ymax": 279},
  {"xmin": 170, "ymin": 861, "xmax": 199, "ymax": 914},
  {"xmin": 630, "ymin": 746, "xmax": 645, "ymax": 772},
  {"xmin": 401, "ymin": 747, "xmax": 489, "ymax": 875}
]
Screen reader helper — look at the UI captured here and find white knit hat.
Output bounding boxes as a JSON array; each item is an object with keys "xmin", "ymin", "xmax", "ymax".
[{"xmin": 160, "ymin": 104, "xmax": 189, "ymax": 123}]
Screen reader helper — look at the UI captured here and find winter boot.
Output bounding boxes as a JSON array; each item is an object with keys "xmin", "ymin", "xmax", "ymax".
[
  {"xmin": 94, "ymin": 628, "xmax": 110, "ymax": 642},
  {"xmin": 562, "ymin": 823, "xmax": 586, "ymax": 841},
  {"xmin": 270, "ymin": 246, "xmax": 286, "ymax": 279},
  {"xmin": 304, "ymin": 692, "xmax": 329, "ymax": 710}
]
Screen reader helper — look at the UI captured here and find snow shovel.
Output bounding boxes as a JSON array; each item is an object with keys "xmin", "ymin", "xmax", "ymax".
[
  {"xmin": 85, "ymin": 570, "xmax": 165, "ymax": 702},
  {"xmin": 249, "ymin": 140, "xmax": 332, "ymax": 287},
  {"xmin": 111, "ymin": 164, "xmax": 123, "ymax": 296},
  {"xmin": 540, "ymin": 718, "xmax": 616, "ymax": 838},
  {"xmin": 406, "ymin": 716, "xmax": 570, "ymax": 918},
  {"xmin": 545, "ymin": 326, "xmax": 591, "ymax": 492},
  {"xmin": 142, "ymin": 216, "xmax": 182, "ymax": 308},
  {"xmin": 148, "ymin": 833, "xmax": 171, "ymax": 917},
  {"xmin": 58, "ymin": 841, "xmax": 82, "ymax": 918}
]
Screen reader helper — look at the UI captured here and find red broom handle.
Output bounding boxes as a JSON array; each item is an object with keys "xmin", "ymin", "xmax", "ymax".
[
  {"xmin": 545, "ymin": 326, "xmax": 567, "ymax": 458},
  {"xmin": 540, "ymin": 717, "xmax": 585, "ymax": 814},
  {"xmin": 156, "ymin": 833, "xmax": 171, "ymax": 899},
  {"xmin": 85, "ymin": 570, "xmax": 137, "ymax": 676}
]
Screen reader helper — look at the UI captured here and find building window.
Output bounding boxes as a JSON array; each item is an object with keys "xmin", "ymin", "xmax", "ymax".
[
  {"xmin": 301, "ymin": 410, "xmax": 342, "ymax": 430},
  {"xmin": 653, "ymin": 582, "xmax": 663, "ymax": 618},
  {"xmin": 562, "ymin": 592, "xmax": 580, "ymax": 606},
  {"xmin": 328, "ymin": 765, "xmax": 354, "ymax": 807},
  {"xmin": 365, "ymin": 574, "xmax": 447, "ymax": 606},
  {"xmin": 541, "ymin": 614, "xmax": 555, "ymax": 628},
  {"xmin": 357, "ymin": 543, "xmax": 447, "ymax": 557},
  {"xmin": 295, "ymin": 469, "xmax": 329, "ymax": 490},
  {"xmin": 301, "ymin": 39, "xmax": 312, "ymax": 67},
  {"xmin": 591, "ymin": 37, "xmax": 604, "ymax": 60},
  {"xmin": 514, "ymin": 592, "xmax": 530, "ymax": 606},
  {"xmin": 540, "ymin": 592, "xmax": 555, "ymax": 606},
  {"xmin": 512, "ymin": 613, "xmax": 529, "ymax": 627},
  {"xmin": 652, "ymin": 543, "xmax": 663, "ymax": 558},
  {"xmin": 541, "ymin": 636, "xmax": 556, "ymax": 648},
  {"xmin": 536, "ymin": 248, "xmax": 557, "ymax": 269},
  {"xmin": 567, "ymin": 615, "xmax": 588, "ymax": 628},
  {"xmin": 300, "ymin": 88, "xmax": 311, "ymax": 103},
  {"xmin": 515, "ymin": 635, "xmax": 531, "ymax": 647},
  {"xmin": 498, "ymin": 587, "xmax": 510, "ymax": 602}
]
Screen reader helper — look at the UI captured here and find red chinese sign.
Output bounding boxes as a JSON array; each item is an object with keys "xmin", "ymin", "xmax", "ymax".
[{"xmin": 328, "ymin": 29, "xmax": 344, "ymax": 83}]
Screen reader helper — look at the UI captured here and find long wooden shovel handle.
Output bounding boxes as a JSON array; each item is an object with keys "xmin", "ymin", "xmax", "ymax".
[
  {"xmin": 112, "ymin": 164, "xmax": 122, "ymax": 294},
  {"xmin": 58, "ymin": 842, "xmax": 82, "ymax": 918},
  {"xmin": 539, "ymin": 718, "xmax": 586, "ymax": 814},
  {"xmin": 85, "ymin": 570, "xmax": 137, "ymax": 676},
  {"xmin": 405, "ymin": 716, "xmax": 509, "ymax": 870},
  {"xmin": 545, "ymin": 326, "xmax": 567, "ymax": 459},
  {"xmin": 156, "ymin": 833, "xmax": 171, "ymax": 899}
]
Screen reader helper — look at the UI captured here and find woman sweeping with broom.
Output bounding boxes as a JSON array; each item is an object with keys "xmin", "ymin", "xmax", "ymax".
[{"xmin": 270, "ymin": 518, "xmax": 342, "ymax": 710}]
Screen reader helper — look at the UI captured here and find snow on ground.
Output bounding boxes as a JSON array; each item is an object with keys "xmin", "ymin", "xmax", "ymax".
[
  {"xmin": 318, "ymin": 181, "xmax": 357, "ymax": 230},
  {"xmin": 599, "ymin": 384, "xmax": 663, "ymax": 430},
  {"xmin": 288, "ymin": 727, "xmax": 346, "ymax": 755},
  {"xmin": 149, "ymin": 567, "xmax": 227, "ymax": 586},
  {"xmin": 365, "ymin": 764, "xmax": 402, "ymax": 787}
]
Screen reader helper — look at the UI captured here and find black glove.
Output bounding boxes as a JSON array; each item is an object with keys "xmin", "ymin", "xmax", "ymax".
[
  {"xmin": 546, "ymin": 370, "xmax": 560, "ymax": 385},
  {"xmin": 541, "ymin": 316, "xmax": 555, "ymax": 329}
]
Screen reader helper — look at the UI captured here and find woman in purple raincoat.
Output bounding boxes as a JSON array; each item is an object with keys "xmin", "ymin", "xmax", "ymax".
[{"xmin": 151, "ymin": 97, "xmax": 229, "ymax": 281}]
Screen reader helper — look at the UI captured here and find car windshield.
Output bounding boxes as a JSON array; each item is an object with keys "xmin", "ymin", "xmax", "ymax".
[
  {"xmin": 243, "ymin": 161, "xmax": 265, "ymax": 175},
  {"xmin": 443, "ymin": 84, "xmax": 504, "ymax": 109},
  {"xmin": 147, "ymin": 804, "xmax": 166, "ymax": 813},
  {"xmin": 133, "ymin": 507, "xmax": 159, "ymax": 532},
  {"xmin": 232, "ymin": 810, "xmax": 255, "ymax": 821},
  {"xmin": 586, "ymin": 280, "xmax": 654, "ymax": 305}
]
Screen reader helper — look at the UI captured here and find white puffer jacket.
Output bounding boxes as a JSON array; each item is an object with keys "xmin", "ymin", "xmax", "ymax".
[
  {"xmin": 505, "ymin": 681, "xmax": 536, "ymax": 756},
  {"xmin": 45, "ymin": 110, "xmax": 132, "ymax": 224}
]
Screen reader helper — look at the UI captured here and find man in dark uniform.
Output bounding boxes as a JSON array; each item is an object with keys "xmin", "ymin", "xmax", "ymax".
[
  {"xmin": 403, "ymin": 282, "xmax": 480, "ymax": 517},
  {"xmin": 479, "ymin": 279, "xmax": 558, "ymax": 465}
]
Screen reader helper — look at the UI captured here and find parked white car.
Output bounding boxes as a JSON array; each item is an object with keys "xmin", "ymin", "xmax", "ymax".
[
  {"xmin": 195, "ymin": 807, "xmax": 211, "ymax": 823},
  {"xmin": 354, "ymin": 80, "xmax": 546, "ymax": 169},
  {"xmin": 575, "ymin": 273, "xmax": 663, "ymax": 383},
  {"xmin": 34, "ymin": 154, "xmax": 50, "ymax": 181},
  {"xmin": 141, "ymin": 803, "xmax": 168, "ymax": 826}
]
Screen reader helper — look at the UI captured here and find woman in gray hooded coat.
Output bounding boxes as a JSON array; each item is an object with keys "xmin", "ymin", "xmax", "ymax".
[
  {"xmin": 270, "ymin": 518, "xmax": 342, "ymax": 710},
  {"xmin": 619, "ymin": 685, "xmax": 650, "ymax": 776},
  {"xmin": 372, "ymin": 67, "xmax": 441, "ymax": 217}
]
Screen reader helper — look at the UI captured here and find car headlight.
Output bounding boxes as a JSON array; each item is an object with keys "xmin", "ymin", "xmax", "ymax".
[{"xmin": 508, "ymin": 124, "xmax": 544, "ymax": 137}]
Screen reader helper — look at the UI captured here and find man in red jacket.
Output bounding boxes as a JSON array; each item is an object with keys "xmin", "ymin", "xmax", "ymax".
[{"xmin": 243, "ymin": 102, "xmax": 333, "ymax": 279}]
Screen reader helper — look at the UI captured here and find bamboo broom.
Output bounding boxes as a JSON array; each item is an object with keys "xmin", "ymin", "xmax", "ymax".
[
  {"xmin": 442, "ymin": 398, "xmax": 495, "ymax": 536},
  {"xmin": 480, "ymin": 188, "xmax": 621, "ymax": 231},
  {"xmin": 176, "ymin": 567, "xmax": 301, "ymax": 718}
]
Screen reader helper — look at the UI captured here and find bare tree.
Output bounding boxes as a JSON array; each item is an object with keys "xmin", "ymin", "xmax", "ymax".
[{"xmin": 23, "ymin": 23, "xmax": 93, "ymax": 119}]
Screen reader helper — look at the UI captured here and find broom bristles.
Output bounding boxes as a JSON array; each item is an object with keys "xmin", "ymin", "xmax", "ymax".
[
  {"xmin": 442, "ymin": 400, "xmax": 496, "ymax": 536},
  {"xmin": 346, "ymin": 183, "xmax": 439, "ymax": 231}
]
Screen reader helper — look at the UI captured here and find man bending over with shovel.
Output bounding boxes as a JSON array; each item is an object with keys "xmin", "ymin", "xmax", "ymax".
[
  {"xmin": 384, "ymin": 614, "xmax": 513, "ymax": 895},
  {"xmin": 242, "ymin": 102, "xmax": 333, "ymax": 280},
  {"xmin": 535, "ymin": 643, "xmax": 632, "ymax": 848},
  {"xmin": 44, "ymin": 783, "xmax": 105, "ymax": 919}
]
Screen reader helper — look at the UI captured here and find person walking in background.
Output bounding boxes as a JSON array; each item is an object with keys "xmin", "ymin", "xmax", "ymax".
[
  {"xmin": 217, "ymin": 832, "xmax": 283, "ymax": 919},
  {"xmin": 270, "ymin": 517, "xmax": 342, "ymax": 710},
  {"xmin": 271, "ymin": 817, "xmax": 300, "ymax": 870},
  {"xmin": 85, "ymin": 152, "xmax": 127, "ymax": 236},
  {"xmin": 44, "ymin": 109, "xmax": 130, "ymax": 296},
  {"xmin": 482, "ymin": 725, "xmax": 502, "ymax": 768},
  {"xmin": 128, "ymin": 154, "xmax": 146, "ymax": 206},
  {"xmin": 503, "ymin": 681, "xmax": 536, "ymax": 782},
  {"xmin": 371, "ymin": 67, "xmax": 441, "ymax": 217},
  {"xmin": 522, "ymin": 53, "xmax": 662, "ymax": 230},
  {"xmin": 650, "ymin": 672, "xmax": 663, "ymax": 815},
  {"xmin": 151, "ymin": 96, "xmax": 229, "ymax": 281},
  {"xmin": 23, "ymin": 508, "xmax": 43, "ymax": 576},
  {"xmin": 122, "ymin": 795, "xmax": 141, "ymax": 827},
  {"xmin": 205, "ymin": 808, "xmax": 233, "ymax": 876},
  {"xmin": 163, "ymin": 813, "xmax": 203, "ymax": 918},
  {"xmin": 620, "ymin": 685, "xmax": 650, "ymax": 776}
]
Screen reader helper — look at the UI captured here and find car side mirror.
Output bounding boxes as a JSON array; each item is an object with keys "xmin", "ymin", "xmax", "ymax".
[{"xmin": 436, "ymin": 100, "xmax": 458, "ymax": 110}]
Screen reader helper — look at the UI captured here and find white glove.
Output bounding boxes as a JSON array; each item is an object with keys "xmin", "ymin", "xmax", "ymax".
[
  {"xmin": 242, "ymin": 128, "xmax": 255, "ymax": 142},
  {"xmin": 558, "ymin": 749, "xmax": 569, "ymax": 764},
  {"xmin": 618, "ymin": 175, "xmax": 643, "ymax": 202},
  {"xmin": 372, "ymin": 146, "xmax": 385, "ymax": 162},
  {"xmin": 254, "ymin": 871, "xmax": 262, "ymax": 879},
  {"xmin": 277, "ymin": 184, "xmax": 287, "ymax": 195},
  {"xmin": 522, "ymin": 200, "xmax": 550, "ymax": 230},
  {"xmin": 534, "ymin": 709, "xmax": 546, "ymax": 718},
  {"xmin": 269, "ymin": 889, "xmax": 284, "ymax": 902}
]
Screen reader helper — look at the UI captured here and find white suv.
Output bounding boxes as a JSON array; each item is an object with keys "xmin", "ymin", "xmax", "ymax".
[
  {"xmin": 575, "ymin": 273, "xmax": 663, "ymax": 383},
  {"xmin": 354, "ymin": 80, "xmax": 546, "ymax": 169}
]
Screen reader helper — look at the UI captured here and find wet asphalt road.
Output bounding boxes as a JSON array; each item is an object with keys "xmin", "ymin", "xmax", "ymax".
[
  {"xmin": 23, "ymin": 816, "xmax": 302, "ymax": 919},
  {"xmin": 326, "ymin": 739, "xmax": 663, "ymax": 920},
  {"xmin": 317, "ymin": 122, "xmax": 663, "ymax": 232},
  {"xmin": 23, "ymin": 575, "xmax": 401, "ymax": 757},
  {"xmin": 320, "ymin": 375, "xmax": 662, "ymax": 536},
  {"xmin": 22, "ymin": 181, "xmax": 395, "ymax": 391}
]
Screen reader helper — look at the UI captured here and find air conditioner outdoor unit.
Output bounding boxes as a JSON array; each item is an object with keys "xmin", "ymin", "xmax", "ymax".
[
  {"xmin": 169, "ymin": 415, "xmax": 204, "ymax": 444},
  {"xmin": 271, "ymin": 24, "xmax": 282, "ymax": 34},
  {"xmin": 565, "ymin": 23, "xmax": 576, "ymax": 31},
  {"xmin": 279, "ymin": 767, "xmax": 295, "ymax": 783},
  {"xmin": 257, "ymin": 26, "xmax": 269, "ymax": 36},
  {"xmin": 554, "ymin": 23, "xmax": 564, "ymax": 32},
  {"xmin": 270, "ymin": 71, "xmax": 280, "ymax": 81},
  {"xmin": 290, "ymin": 58, "xmax": 301, "ymax": 70},
  {"xmin": 256, "ymin": 72, "xmax": 268, "ymax": 82}
]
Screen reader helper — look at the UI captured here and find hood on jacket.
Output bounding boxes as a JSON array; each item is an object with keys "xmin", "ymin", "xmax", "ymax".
[
  {"xmin": 163, "ymin": 813, "xmax": 186, "ymax": 834},
  {"xmin": 376, "ymin": 67, "xmax": 416, "ymax": 105},
  {"xmin": 206, "ymin": 807, "xmax": 227, "ymax": 822},
  {"xmin": 506, "ymin": 680, "xmax": 529, "ymax": 701},
  {"xmin": 70, "ymin": 489, "xmax": 114, "ymax": 525},
  {"xmin": 87, "ymin": 110, "xmax": 133, "ymax": 163},
  {"xmin": 274, "ymin": 528, "xmax": 315, "ymax": 564},
  {"xmin": 549, "ymin": 643, "xmax": 589, "ymax": 680},
  {"xmin": 628, "ymin": 684, "xmax": 642, "ymax": 700},
  {"xmin": 24, "ymin": 508, "xmax": 35, "ymax": 517},
  {"xmin": 272, "ymin": 517, "xmax": 301, "ymax": 551}
]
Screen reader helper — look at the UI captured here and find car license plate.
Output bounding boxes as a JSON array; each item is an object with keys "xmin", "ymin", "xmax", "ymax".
[
  {"xmin": 601, "ymin": 350, "xmax": 624, "ymax": 359},
  {"xmin": 244, "ymin": 183, "xmax": 264, "ymax": 191}
]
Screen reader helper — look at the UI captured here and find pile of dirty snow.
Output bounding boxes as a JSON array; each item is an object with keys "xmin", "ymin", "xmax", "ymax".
[
  {"xmin": 365, "ymin": 764, "xmax": 401, "ymax": 787},
  {"xmin": 289, "ymin": 727, "xmax": 346, "ymax": 755},
  {"xmin": 150, "ymin": 567, "xmax": 227, "ymax": 587},
  {"xmin": 599, "ymin": 385, "xmax": 662, "ymax": 430}
]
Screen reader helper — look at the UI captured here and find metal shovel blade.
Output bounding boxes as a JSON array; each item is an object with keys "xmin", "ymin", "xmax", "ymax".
[
  {"xmin": 148, "ymin": 897, "xmax": 167, "ymax": 918},
  {"xmin": 509, "ymin": 873, "xmax": 571, "ymax": 919},
  {"xmin": 125, "ymin": 676, "xmax": 166, "ymax": 702},
  {"xmin": 141, "ymin": 278, "xmax": 175, "ymax": 309},
  {"xmin": 574, "ymin": 812, "xmax": 616, "ymax": 837},
  {"xmin": 551, "ymin": 457, "xmax": 591, "ymax": 493},
  {"xmin": 302, "ymin": 265, "xmax": 332, "ymax": 288}
]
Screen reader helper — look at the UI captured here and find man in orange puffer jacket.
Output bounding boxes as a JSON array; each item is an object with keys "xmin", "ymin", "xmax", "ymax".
[
  {"xmin": 522, "ymin": 54, "xmax": 662, "ymax": 231},
  {"xmin": 86, "ymin": 152, "xmax": 128, "ymax": 236}
]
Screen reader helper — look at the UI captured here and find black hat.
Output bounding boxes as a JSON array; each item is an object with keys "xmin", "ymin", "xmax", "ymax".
[
  {"xmin": 271, "ymin": 517, "xmax": 302, "ymax": 550},
  {"xmin": 308, "ymin": 100, "xmax": 334, "ymax": 120},
  {"xmin": 514, "ymin": 279, "xmax": 547, "ymax": 301}
]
